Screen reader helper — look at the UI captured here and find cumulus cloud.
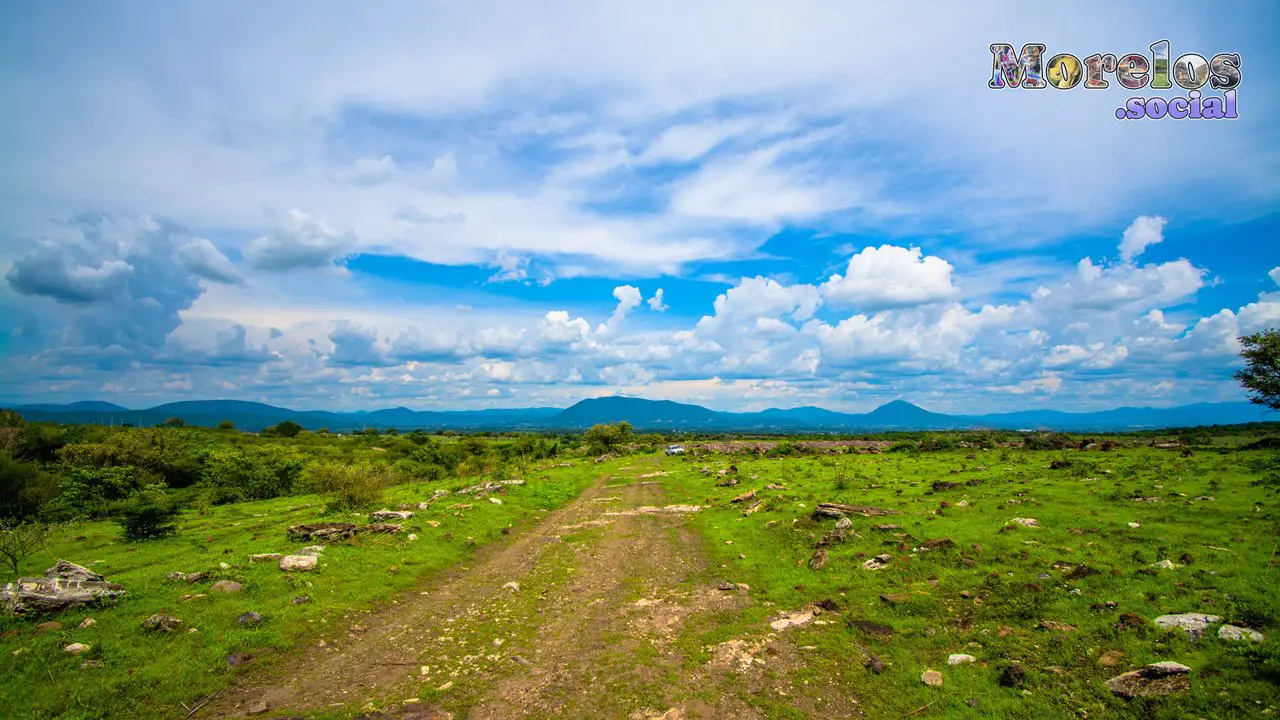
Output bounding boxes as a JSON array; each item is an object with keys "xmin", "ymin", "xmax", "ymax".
[
  {"xmin": 327, "ymin": 321, "xmax": 388, "ymax": 367},
  {"xmin": 820, "ymin": 245, "xmax": 958, "ymax": 310},
  {"xmin": 7, "ymin": 245, "xmax": 134, "ymax": 303},
  {"xmin": 175, "ymin": 238, "xmax": 243, "ymax": 286},
  {"xmin": 1119, "ymin": 215, "xmax": 1167, "ymax": 263},
  {"xmin": 347, "ymin": 155, "xmax": 398, "ymax": 186},
  {"xmin": 597, "ymin": 285, "xmax": 643, "ymax": 335},
  {"xmin": 244, "ymin": 209, "xmax": 355, "ymax": 272}
]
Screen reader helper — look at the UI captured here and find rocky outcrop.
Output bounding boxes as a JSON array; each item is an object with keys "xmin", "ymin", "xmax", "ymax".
[
  {"xmin": 286, "ymin": 523, "xmax": 357, "ymax": 542},
  {"xmin": 0, "ymin": 561, "xmax": 126, "ymax": 616},
  {"xmin": 1106, "ymin": 661, "xmax": 1191, "ymax": 698}
]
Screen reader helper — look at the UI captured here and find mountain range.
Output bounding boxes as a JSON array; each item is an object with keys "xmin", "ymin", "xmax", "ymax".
[{"xmin": 5, "ymin": 396, "xmax": 1275, "ymax": 433}]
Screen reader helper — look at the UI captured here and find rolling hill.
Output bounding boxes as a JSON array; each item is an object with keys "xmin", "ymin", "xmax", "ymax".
[{"xmin": 6, "ymin": 397, "xmax": 1274, "ymax": 432}]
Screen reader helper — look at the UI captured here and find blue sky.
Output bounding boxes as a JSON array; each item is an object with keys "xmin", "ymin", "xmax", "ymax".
[{"xmin": 1, "ymin": 1, "xmax": 1278, "ymax": 412}]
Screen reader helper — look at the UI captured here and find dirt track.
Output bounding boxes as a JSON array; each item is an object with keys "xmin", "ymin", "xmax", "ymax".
[{"xmin": 205, "ymin": 459, "xmax": 859, "ymax": 719}]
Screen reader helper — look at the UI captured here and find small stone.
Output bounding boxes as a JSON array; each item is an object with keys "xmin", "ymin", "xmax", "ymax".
[
  {"xmin": 78, "ymin": 618, "xmax": 96, "ymax": 629},
  {"xmin": 808, "ymin": 548, "xmax": 829, "ymax": 571},
  {"xmin": 298, "ymin": 545, "xmax": 325, "ymax": 556},
  {"xmin": 211, "ymin": 580, "xmax": 243, "ymax": 593},
  {"xmin": 218, "ymin": 562, "xmax": 230, "ymax": 570},
  {"xmin": 238, "ymin": 611, "xmax": 263, "ymax": 626},
  {"xmin": 246, "ymin": 701, "xmax": 269, "ymax": 715},
  {"xmin": 834, "ymin": 517, "xmax": 853, "ymax": 530},
  {"xmin": 1099, "ymin": 650, "xmax": 1125, "ymax": 667},
  {"xmin": 227, "ymin": 652, "xmax": 254, "ymax": 667},
  {"xmin": 1151, "ymin": 559, "xmax": 1178, "ymax": 570},
  {"xmin": 865, "ymin": 654, "xmax": 886, "ymax": 674},
  {"xmin": 291, "ymin": 595, "xmax": 312, "ymax": 605},
  {"xmin": 64, "ymin": 643, "xmax": 91, "ymax": 654},
  {"xmin": 1010, "ymin": 518, "xmax": 1038, "ymax": 527},
  {"xmin": 407, "ymin": 533, "xmax": 418, "ymax": 541},
  {"xmin": 279, "ymin": 555, "xmax": 318, "ymax": 572},
  {"xmin": 921, "ymin": 669, "xmax": 944, "ymax": 687},
  {"xmin": 36, "ymin": 621, "xmax": 62, "ymax": 633},
  {"xmin": 1037, "ymin": 620, "xmax": 1077, "ymax": 633},
  {"xmin": 849, "ymin": 620, "xmax": 894, "ymax": 637},
  {"xmin": 947, "ymin": 653, "xmax": 976, "ymax": 666},
  {"xmin": 248, "ymin": 553, "xmax": 282, "ymax": 562},
  {"xmin": 140, "ymin": 614, "xmax": 183, "ymax": 632},
  {"xmin": 999, "ymin": 663, "xmax": 1026, "ymax": 688},
  {"xmin": 502, "ymin": 581, "xmax": 520, "ymax": 592},
  {"xmin": 436, "ymin": 681, "xmax": 454, "ymax": 691},
  {"xmin": 489, "ymin": 497, "xmax": 502, "ymax": 505},
  {"xmin": 1127, "ymin": 522, "xmax": 1140, "ymax": 528}
]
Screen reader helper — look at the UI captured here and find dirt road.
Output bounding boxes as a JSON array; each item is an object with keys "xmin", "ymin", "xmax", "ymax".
[{"xmin": 205, "ymin": 460, "xmax": 859, "ymax": 719}]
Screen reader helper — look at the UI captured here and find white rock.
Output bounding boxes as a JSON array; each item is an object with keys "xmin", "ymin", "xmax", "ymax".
[
  {"xmin": 407, "ymin": 533, "xmax": 418, "ymax": 541},
  {"xmin": 502, "ymin": 581, "xmax": 520, "ymax": 592},
  {"xmin": 489, "ymin": 497, "xmax": 503, "ymax": 505},
  {"xmin": 947, "ymin": 653, "xmax": 977, "ymax": 665},
  {"xmin": 1151, "ymin": 559, "xmax": 1178, "ymax": 570},
  {"xmin": 64, "ymin": 643, "xmax": 91, "ymax": 654},
  {"xmin": 279, "ymin": 555, "xmax": 318, "ymax": 572},
  {"xmin": 1010, "ymin": 517, "xmax": 1038, "ymax": 527},
  {"xmin": 769, "ymin": 610, "xmax": 814, "ymax": 631},
  {"xmin": 78, "ymin": 618, "xmax": 96, "ymax": 629},
  {"xmin": 1154, "ymin": 612, "xmax": 1221, "ymax": 638},
  {"xmin": 299, "ymin": 545, "xmax": 325, "ymax": 556},
  {"xmin": 1127, "ymin": 522, "xmax": 1140, "ymax": 528},
  {"xmin": 1218, "ymin": 624, "xmax": 1265, "ymax": 643}
]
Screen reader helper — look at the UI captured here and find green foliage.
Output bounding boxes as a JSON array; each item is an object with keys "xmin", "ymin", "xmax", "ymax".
[
  {"xmin": 302, "ymin": 462, "xmax": 392, "ymax": 512},
  {"xmin": 51, "ymin": 465, "xmax": 142, "ymax": 519},
  {"xmin": 264, "ymin": 420, "xmax": 303, "ymax": 438},
  {"xmin": 198, "ymin": 446, "xmax": 305, "ymax": 502},
  {"xmin": 1235, "ymin": 328, "xmax": 1280, "ymax": 410},
  {"xmin": 584, "ymin": 422, "xmax": 633, "ymax": 454},
  {"xmin": 0, "ymin": 456, "xmax": 58, "ymax": 520},
  {"xmin": 113, "ymin": 487, "xmax": 181, "ymax": 541},
  {"xmin": 163, "ymin": 417, "xmax": 185, "ymax": 428},
  {"xmin": 217, "ymin": 420, "xmax": 235, "ymax": 430},
  {"xmin": 1023, "ymin": 432, "xmax": 1071, "ymax": 450},
  {"xmin": 918, "ymin": 433, "xmax": 955, "ymax": 451}
]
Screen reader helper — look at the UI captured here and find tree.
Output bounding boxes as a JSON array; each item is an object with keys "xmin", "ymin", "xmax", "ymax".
[
  {"xmin": 114, "ymin": 488, "xmax": 181, "ymax": 541},
  {"xmin": 163, "ymin": 417, "xmax": 185, "ymax": 428},
  {"xmin": 0, "ymin": 520, "xmax": 50, "ymax": 577},
  {"xmin": 1235, "ymin": 329, "xmax": 1280, "ymax": 411},
  {"xmin": 266, "ymin": 420, "xmax": 303, "ymax": 438},
  {"xmin": 217, "ymin": 420, "xmax": 235, "ymax": 430},
  {"xmin": 585, "ymin": 421, "xmax": 634, "ymax": 453}
]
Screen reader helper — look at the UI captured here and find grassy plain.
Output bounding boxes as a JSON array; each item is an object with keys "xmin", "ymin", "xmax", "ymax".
[
  {"xmin": 657, "ymin": 443, "xmax": 1280, "ymax": 718},
  {"xmin": 0, "ymin": 459, "xmax": 605, "ymax": 720}
]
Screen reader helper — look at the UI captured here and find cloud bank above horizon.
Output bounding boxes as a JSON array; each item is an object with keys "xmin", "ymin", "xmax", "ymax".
[{"xmin": 1, "ymin": 2, "xmax": 1278, "ymax": 413}]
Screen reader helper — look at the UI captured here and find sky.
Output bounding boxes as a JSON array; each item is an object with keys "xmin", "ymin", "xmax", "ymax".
[{"xmin": 1, "ymin": 1, "xmax": 1278, "ymax": 413}]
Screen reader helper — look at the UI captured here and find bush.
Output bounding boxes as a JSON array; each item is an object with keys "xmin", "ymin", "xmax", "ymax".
[
  {"xmin": 265, "ymin": 420, "xmax": 303, "ymax": 438},
  {"xmin": 217, "ymin": 420, "xmax": 235, "ymax": 430},
  {"xmin": 198, "ymin": 446, "xmax": 305, "ymax": 501},
  {"xmin": 918, "ymin": 433, "xmax": 955, "ymax": 451},
  {"xmin": 0, "ymin": 457, "xmax": 59, "ymax": 521},
  {"xmin": 114, "ymin": 488, "xmax": 181, "ymax": 541},
  {"xmin": 302, "ymin": 462, "xmax": 392, "ymax": 512}
]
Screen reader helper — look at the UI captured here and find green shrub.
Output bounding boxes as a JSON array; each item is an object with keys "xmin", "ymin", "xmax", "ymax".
[
  {"xmin": 0, "ymin": 457, "xmax": 59, "ymax": 521},
  {"xmin": 303, "ymin": 462, "xmax": 392, "ymax": 512},
  {"xmin": 114, "ymin": 488, "xmax": 181, "ymax": 541}
]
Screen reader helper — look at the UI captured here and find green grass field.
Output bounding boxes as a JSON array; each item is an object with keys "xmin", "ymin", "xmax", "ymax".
[
  {"xmin": 0, "ymin": 459, "xmax": 604, "ymax": 720},
  {"xmin": 656, "ymin": 444, "xmax": 1280, "ymax": 718}
]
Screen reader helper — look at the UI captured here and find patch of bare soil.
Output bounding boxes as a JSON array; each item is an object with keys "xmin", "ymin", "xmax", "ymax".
[{"xmin": 204, "ymin": 460, "xmax": 859, "ymax": 719}]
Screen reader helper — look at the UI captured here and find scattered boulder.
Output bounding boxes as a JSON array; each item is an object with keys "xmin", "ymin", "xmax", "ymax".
[
  {"xmin": 1150, "ymin": 559, "xmax": 1178, "ymax": 570},
  {"xmin": 140, "ymin": 614, "xmax": 183, "ymax": 632},
  {"xmin": 286, "ymin": 523, "xmax": 356, "ymax": 542},
  {"xmin": 247, "ymin": 554, "xmax": 282, "ymax": 563},
  {"xmin": 812, "ymin": 502, "xmax": 898, "ymax": 518},
  {"xmin": 730, "ymin": 489, "xmax": 756, "ymax": 504},
  {"xmin": 998, "ymin": 663, "xmax": 1026, "ymax": 688},
  {"xmin": 947, "ymin": 653, "xmax": 976, "ymax": 666},
  {"xmin": 1063, "ymin": 564, "xmax": 1100, "ymax": 581},
  {"xmin": 1009, "ymin": 517, "xmax": 1039, "ymax": 528},
  {"xmin": 210, "ymin": 580, "xmax": 243, "ymax": 594},
  {"xmin": 1154, "ymin": 613, "xmax": 1221, "ymax": 639},
  {"xmin": 279, "ymin": 555, "xmax": 318, "ymax": 572},
  {"xmin": 1105, "ymin": 661, "xmax": 1192, "ymax": 698},
  {"xmin": 865, "ymin": 654, "xmax": 887, "ymax": 674},
  {"xmin": 849, "ymin": 620, "xmax": 894, "ymax": 638},
  {"xmin": 1098, "ymin": 650, "xmax": 1125, "ymax": 667},
  {"xmin": 921, "ymin": 669, "xmax": 944, "ymax": 687},
  {"xmin": 862, "ymin": 554, "xmax": 892, "ymax": 571},
  {"xmin": 919, "ymin": 538, "xmax": 955, "ymax": 551},
  {"xmin": 931, "ymin": 481, "xmax": 962, "ymax": 492},
  {"xmin": 1038, "ymin": 620, "xmax": 1077, "ymax": 633},
  {"xmin": 370, "ymin": 510, "xmax": 414, "ymax": 522},
  {"xmin": 298, "ymin": 546, "xmax": 325, "ymax": 556},
  {"xmin": 502, "ymin": 581, "xmax": 520, "ymax": 592},
  {"xmin": 871, "ymin": 524, "xmax": 902, "ymax": 531},
  {"xmin": 238, "ymin": 611, "xmax": 263, "ymax": 626},
  {"xmin": 834, "ymin": 517, "xmax": 853, "ymax": 530},
  {"xmin": 291, "ymin": 595, "xmax": 312, "ymax": 605},
  {"xmin": 64, "ymin": 643, "xmax": 91, "ymax": 654},
  {"xmin": 0, "ymin": 561, "xmax": 127, "ymax": 616},
  {"xmin": 78, "ymin": 618, "xmax": 96, "ymax": 629},
  {"xmin": 742, "ymin": 500, "xmax": 765, "ymax": 515},
  {"xmin": 808, "ymin": 548, "xmax": 829, "ymax": 571},
  {"xmin": 1217, "ymin": 624, "xmax": 1264, "ymax": 643}
]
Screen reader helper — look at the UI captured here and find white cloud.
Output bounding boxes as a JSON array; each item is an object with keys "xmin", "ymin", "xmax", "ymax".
[
  {"xmin": 647, "ymin": 288, "xmax": 668, "ymax": 312},
  {"xmin": 244, "ymin": 209, "xmax": 356, "ymax": 272},
  {"xmin": 820, "ymin": 245, "xmax": 958, "ymax": 310},
  {"xmin": 1119, "ymin": 215, "xmax": 1167, "ymax": 263}
]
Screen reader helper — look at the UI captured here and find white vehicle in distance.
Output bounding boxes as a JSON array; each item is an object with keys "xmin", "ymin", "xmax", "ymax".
[{"xmin": 664, "ymin": 444, "xmax": 686, "ymax": 455}]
